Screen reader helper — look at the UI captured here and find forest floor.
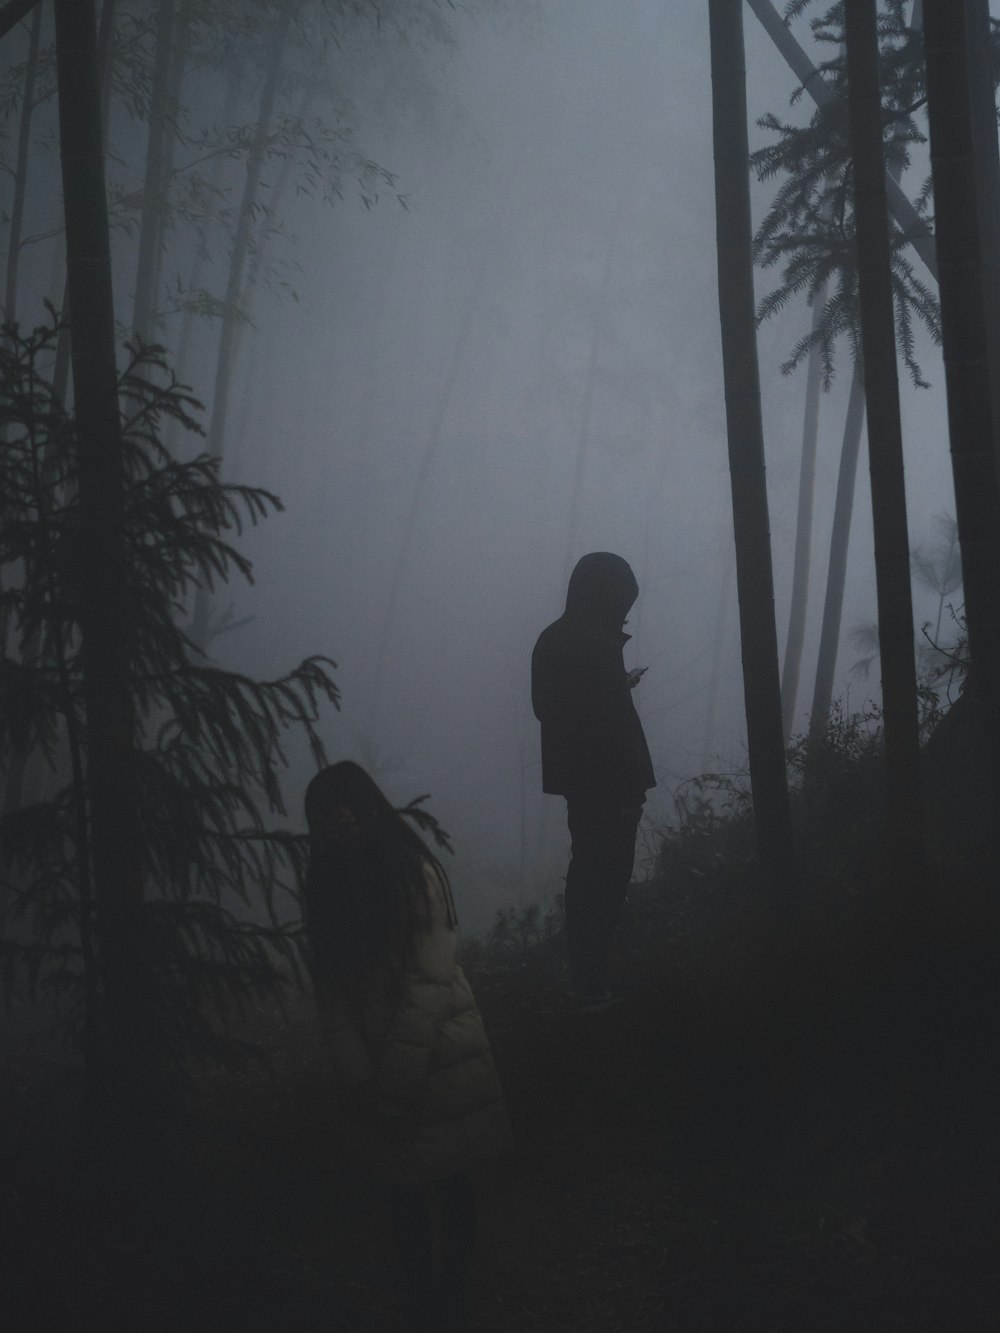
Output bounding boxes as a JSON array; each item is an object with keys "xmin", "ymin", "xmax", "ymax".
[{"xmin": 4, "ymin": 866, "xmax": 1000, "ymax": 1332}]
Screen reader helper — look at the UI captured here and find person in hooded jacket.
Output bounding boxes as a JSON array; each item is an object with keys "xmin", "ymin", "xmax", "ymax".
[
  {"xmin": 303, "ymin": 761, "xmax": 513, "ymax": 1333},
  {"xmin": 531, "ymin": 552, "xmax": 655, "ymax": 1008}
]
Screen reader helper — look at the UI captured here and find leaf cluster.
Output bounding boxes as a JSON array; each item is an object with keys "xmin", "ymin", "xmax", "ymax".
[
  {"xmin": 752, "ymin": 1, "xmax": 941, "ymax": 387},
  {"xmin": 0, "ymin": 316, "xmax": 340, "ymax": 1068}
]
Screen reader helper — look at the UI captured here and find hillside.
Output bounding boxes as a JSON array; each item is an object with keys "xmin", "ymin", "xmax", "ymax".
[{"xmin": 5, "ymin": 859, "xmax": 1000, "ymax": 1332}]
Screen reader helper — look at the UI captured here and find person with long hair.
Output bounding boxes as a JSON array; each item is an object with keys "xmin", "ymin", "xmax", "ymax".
[{"xmin": 303, "ymin": 761, "xmax": 512, "ymax": 1333}]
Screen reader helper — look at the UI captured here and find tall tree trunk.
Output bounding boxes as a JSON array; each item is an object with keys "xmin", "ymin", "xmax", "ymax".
[
  {"xmin": 3, "ymin": 0, "xmax": 42, "ymax": 328},
  {"xmin": 191, "ymin": 5, "xmax": 292, "ymax": 647},
  {"xmin": 4, "ymin": 0, "xmax": 116, "ymax": 824},
  {"xmin": 805, "ymin": 13, "xmax": 916, "ymax": 743},
  {"xmin": 922, "ymin": 0, "xmax": 1000, "ymax": 761},
  {"xmin": 808, "ymin": 363, "xmax": 866, "ymax": 740},
  {"xmin": 781, "ymin": 278, "xmax": 827, "ymax": 739},
  {"xmin": 709, "ymin": 0, "xmax": 795, "ymax": 893},
  {"xmin": 131, "ymin": 0, "xmax": 176, "ymax": 342},
  {"xmin": 843, "ymin": 0, "xmax": 925, "ymax": 872},
  {"xmin": 963, "ymin": 0, "xmax": 1000, "ymax": 495},
  {"xmin": 52, "ymin": 0, "xmax": 117, "ymax": 409},
  {"xmin": 54, "ymin": 0, "xmax": 148, "ymax": 1140}
]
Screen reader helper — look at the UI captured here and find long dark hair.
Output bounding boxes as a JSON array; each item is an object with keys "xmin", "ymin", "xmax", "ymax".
[{"xmin": 303, "ymin": 761, "xmax": 456, "ymax": 989}]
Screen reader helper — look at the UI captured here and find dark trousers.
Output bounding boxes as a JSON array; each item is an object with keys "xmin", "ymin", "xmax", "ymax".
[
  {"xmin": 387, "ymin": 1172, "xmax": 476, "ymax": 1333},
  {"xmin": 564, "ymin": 793, "xmax": 642, "ymax": 995}
]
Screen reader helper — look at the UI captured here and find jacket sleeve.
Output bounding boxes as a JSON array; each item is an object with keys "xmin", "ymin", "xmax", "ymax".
[
  {"xmin": 566, "ymin": 633, "xmax": 648, "ymax": 791},
  {"xmin": 375, "ymin": 865, "xmax": 456, "ymax": 1116}
]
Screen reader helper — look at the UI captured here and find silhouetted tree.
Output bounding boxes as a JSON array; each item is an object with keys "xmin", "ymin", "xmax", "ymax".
[
  {"xmin": 0, "ymin": 321, "xmax": 340, "ymax": 1140},
  {"xmin": 131, "ymin": 0, "xmax": 178, "ymax": 343},
  {"xmin": 53, "ymin": 0, "xmax": 150, "ymax": 1133},
  {"xmin": 709, "ymin": 0, "xmax": 795, "ymax": 893},
  {"xmin": 808, "ymin": 362, "xmax": 865, "ymax": 739},
  {"xmin": 751, "ymin": 1, "xmax": 942, "ymax": 736},
  {"xmin": 843, "ymin": 0, "xmax": 924, "ymax": 874},
  {"xmin": 2, "ymin": 0, "xmax": 41, "ymax": 328},
  {"xmin": 922, "ymin": 0, "xmax": 1000, "ymax": 775}
]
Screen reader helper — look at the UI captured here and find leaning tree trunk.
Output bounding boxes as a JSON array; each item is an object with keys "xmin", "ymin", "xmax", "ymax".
[
  {"xmin": 709, "ymin": 0, "xmax": 795, "ymax": 894},
  {"xmin": 805, "ymin": 15, "xmax": 916, "ymax": 744},
  {"xmin": 0, "ymin": 0, "xmax": 39, "ymax": 41},
  {"xmin": 54, "ymin": 0, "xmax": 149, "ymax": 1141},
  {"xmin": 808, "ymin": 363, "xmax": 866, "ymax": 741},
  {"xmin": 5, "ymin": 0, "xmax": 116, "ymax": 824},
  {"xmin": 922, "ymin": 0, "xmax": 1000, "ymax": 764},
  {"xmin": 843, "ymin": 0, "xmax": 925, "ymax": 875}
]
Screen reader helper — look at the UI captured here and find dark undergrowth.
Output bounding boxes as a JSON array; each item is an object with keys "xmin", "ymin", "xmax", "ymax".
[{"xmin": 4, "ymin": 854, "xmax": 1000, "ymax": 1332}]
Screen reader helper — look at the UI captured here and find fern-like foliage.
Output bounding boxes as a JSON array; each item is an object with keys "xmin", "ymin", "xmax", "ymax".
[
  {"xmin": 753, "ymin": 1, "xmax": 944, "ymax": 387},
  {"xmin": 0, "ymin": 316, "xmax": 340, "ymax": 1076}
]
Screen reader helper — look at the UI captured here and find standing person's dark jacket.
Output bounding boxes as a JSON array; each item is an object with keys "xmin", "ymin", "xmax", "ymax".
[{"xmin": 531, "ymin": 552, "xmax": 655, "ymax": 800}]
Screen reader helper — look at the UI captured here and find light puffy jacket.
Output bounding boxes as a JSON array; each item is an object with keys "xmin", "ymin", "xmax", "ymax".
[{"xmin": 318, "ymin": 865, "xmax": 513, "ymax": 1184}]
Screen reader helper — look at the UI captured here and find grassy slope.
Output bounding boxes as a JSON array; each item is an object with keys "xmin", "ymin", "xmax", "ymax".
[{"xmin": 4, "ymin": 867, "xmax": 1000, "ymax": 1332}]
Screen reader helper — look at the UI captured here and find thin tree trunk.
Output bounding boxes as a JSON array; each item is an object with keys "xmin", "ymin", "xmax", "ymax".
[
  {"xmin": 781, "ymin": 276, "xmax": 826, "ymax": 739},
  {"xmin": 131, "ymin": 0, "xmax": 176, "ymax": 342},
  {"xmin": 169, "ymin": 56, "xmax": 241, "ymax": 409},
  {"xmin": 3, "ymin": 0, "xmax": 42, "ymax": 328},
  {"xmin": 746, "ymin": 0, "xmax": 938, "ymax": 282},
  {"xmin": 564, "ymin": 181, "xmax": 629, "ymax": 571},
  {"xmin": 923, "ymin": 0, "xmax": 1000, "ymax": 758},
  {"xmin": 808, "ymin": 362, "xmax": 866, "ymax": 740},
  {"xmin": 191, "ymin": 5, "xmax": 292, "ymax": 646},
  {"xmin": 843, "ymin": 0, "xmax": 925, "ymax": 872},
  {"xmin": 204, "ymin": 7, "xmax": 291, "ymax": 465},
  {"xmin": 709, "ymin": 0, "xmax": 795, "ymax": 893},
  {"xmin": 54, "ymin": 0, "xmax": 148, "ymax": 1138},
  {"xmin": 366, "ymin": 176, "xmax": 517, "ymax": 736},
  {"xmin": 703, "ymin": 551, "xmax": 735, "ymax": 768}
]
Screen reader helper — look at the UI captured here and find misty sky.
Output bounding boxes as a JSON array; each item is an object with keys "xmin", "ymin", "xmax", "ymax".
[
  {"xmin": 6, "ymin": 1, "xmax": 969, "ymax": 929},
  {"xmin": 188, "ymin": 0, "xmax": 969, "ymax": 929},
  {"xmin": 183, "ymin": 0, "xmax": 960, "ymax": 929}
]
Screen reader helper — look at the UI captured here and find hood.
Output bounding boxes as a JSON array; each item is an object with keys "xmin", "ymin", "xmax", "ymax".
[{"xmin": 564, "ymin": 552, "xmax": 638, "ymax": 629}]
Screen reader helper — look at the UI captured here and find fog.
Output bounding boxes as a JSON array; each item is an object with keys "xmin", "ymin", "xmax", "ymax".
[
  {"xmin": 8, "ymin": 1, "xmax": 968, "ymax": 931},
  {"xmin": 197, "ymin": 2, "xmax": 954, "ymax": 931}
]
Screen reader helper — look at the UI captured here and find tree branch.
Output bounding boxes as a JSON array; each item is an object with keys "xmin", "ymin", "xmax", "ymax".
[{"xmin": 746, "ymin": 0, "xmax": 938, "ymax": 281}]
